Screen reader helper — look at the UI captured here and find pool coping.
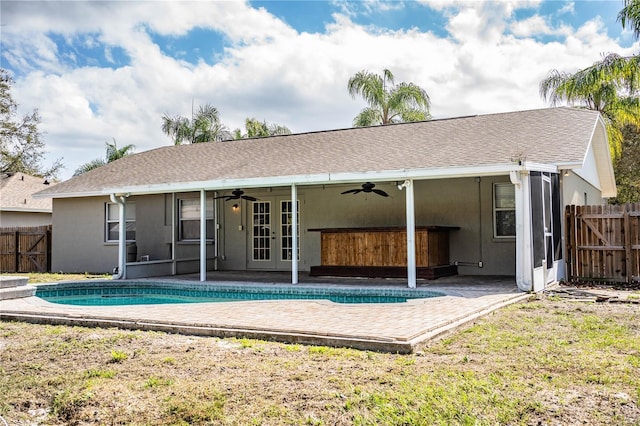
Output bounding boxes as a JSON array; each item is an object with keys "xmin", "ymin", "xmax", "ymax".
[{"xmin": 1, "ymin": 278, "xmax": 531, "ymax": 353}]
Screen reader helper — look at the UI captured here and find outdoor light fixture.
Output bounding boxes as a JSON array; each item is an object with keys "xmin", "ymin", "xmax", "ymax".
[
  {"xmin": 563, "ymin": 170, "xmax": 570, "ymax": 177},
  {"xmin": 232, "ymin": 203, "xmax": 239, "ymax": 212}
]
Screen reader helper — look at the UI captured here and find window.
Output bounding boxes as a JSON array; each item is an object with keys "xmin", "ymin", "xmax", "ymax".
[
  {"xmin": 105, "ymin": 202, "xmax": 136, "ymax": 242},
  {"xmin": 280, "ymin": 200, "xmax": 299, "ymax": 261},
  {"xmin": 494, "ymin": 183, "xmax": 515, "ymax": 238},
  {"xmin": 179, "ymin": 198, "xmax": 214, "ymax": 241}
]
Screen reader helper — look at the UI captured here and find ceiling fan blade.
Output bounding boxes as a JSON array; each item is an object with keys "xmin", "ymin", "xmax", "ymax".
[
  {"xmin": 373, "ymin": 189, "xmax": 389, "ymax": 197},
  {"xmin": 242, "ymin": 195, "xmax": 257, "ymax": 201},
  {"xmin": 341, "ymin": 189, "xmax": 360, "ymax": 194},
  {"xmin": 213, "ymin": 195, "xmax": 229, "ymax": 200}
]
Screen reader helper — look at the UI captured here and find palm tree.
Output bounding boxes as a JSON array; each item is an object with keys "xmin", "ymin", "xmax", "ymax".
[
  {"xmin": 539, "ymin": 53, "xmax": 640, "ymax": 158},
  {"xmin": 161, "ymin": 104, "xmax": 232, "ymax": 145},
  {"xmin": 347, "ymin": 68, "xmax": 431, "ymax": 126},
  {"xmin": 233, "ymin": 118, "xmax": 291, "ymax": 139},
  {"xmin": 619, "ymin": 0, "xmax": 640, "ymax": 40},
  {"xmin": 74, "ymin": 138, "xmax": 135, "ymax": 176}
]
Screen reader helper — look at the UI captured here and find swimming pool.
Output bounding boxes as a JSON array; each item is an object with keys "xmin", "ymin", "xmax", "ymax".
[{"xmin": 35, "ymin": 280, "xmax": 444, "ymax": 306}]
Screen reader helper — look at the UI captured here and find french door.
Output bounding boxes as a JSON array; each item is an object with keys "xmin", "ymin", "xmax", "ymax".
[{"xmin": 247, "ymin": 197, "xmax": 300, "ymax": 270}]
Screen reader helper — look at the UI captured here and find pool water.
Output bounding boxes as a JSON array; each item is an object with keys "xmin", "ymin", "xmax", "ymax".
[{"xmin": 35, "ymin": 281, "xmax": 444, "ymax": 306}]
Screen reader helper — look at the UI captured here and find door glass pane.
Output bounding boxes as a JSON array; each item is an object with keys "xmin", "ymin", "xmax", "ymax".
[
  {"xmin": 281, "ymin": 200, "xmax": 299, "ymax": 261},
  {"xmin": 543, "ymin": 180, "xmax": 552, "ymax": 232},
  {"xmin": 252, "ymin": 201, "xmax": 271, "ymax": 261}
]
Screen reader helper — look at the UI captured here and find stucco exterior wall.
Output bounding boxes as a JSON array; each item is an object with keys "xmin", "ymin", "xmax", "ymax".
[
  {"xmin": 52, "ymin": 196, "xmax": 117, "ymax": 273},
  {"xmin": 52, "ymin": 176, "xmax": 516, "ymax": 276},
  {"xmin": 0, "ymin": 211, "xmax": 52, "ymax": 227},
  {"xmin": 562, "ymin": 173, "xmax": 607, "ymax": 206},
  {"xmin": 215, "ymin": 177, "xmax": 514, "ymax": 276}
]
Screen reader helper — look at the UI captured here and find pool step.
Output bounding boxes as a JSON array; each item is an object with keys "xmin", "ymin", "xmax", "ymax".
[
  {"xmin": 0, "ymin": 276, "xmax": 29, "ymax": 289},
  {"xmin": 0, "ymin": 276, "xmax": 36, "ymax": 300}
]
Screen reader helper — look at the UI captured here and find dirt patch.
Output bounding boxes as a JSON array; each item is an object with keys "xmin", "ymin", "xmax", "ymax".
[{"xmin": 1, "ymin": 296, "xmax": 639, "ymax": 425}]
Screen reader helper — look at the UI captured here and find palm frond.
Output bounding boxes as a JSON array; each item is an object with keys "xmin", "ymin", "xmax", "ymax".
[{"xmin": 618, "ymin": 0, "xmax": 640, "ymax": 40}]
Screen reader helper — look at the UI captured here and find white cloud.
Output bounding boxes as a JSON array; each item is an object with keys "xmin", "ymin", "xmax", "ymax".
[
  {"xmin": 558, "ymin": 1, "xmax": 575, "ymax": 16},
  {"xmin": 1, "ymin": 0, "xmax": 634, "ymax": 180}
]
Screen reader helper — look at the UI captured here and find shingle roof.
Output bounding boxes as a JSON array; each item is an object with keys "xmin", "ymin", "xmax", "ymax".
[
  {"xmin": 0, "ymin": 172, "xmax": 56, "ymax": 211},
  {"xmin": 37, "ymin": 107, "xmax": 605, "ymax": 198}
]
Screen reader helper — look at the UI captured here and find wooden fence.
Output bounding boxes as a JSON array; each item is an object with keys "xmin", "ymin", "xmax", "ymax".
[
  {"xmin": 0, "ymin": 225, "xmax": 52, "ymax": 273},
  {"xmin": 565, "ymin": 203, "xmax": 640, "ymax": 284}
]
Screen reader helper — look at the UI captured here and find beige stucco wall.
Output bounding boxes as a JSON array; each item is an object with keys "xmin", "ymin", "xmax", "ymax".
[
  {"xmin": 562, "ymin": 173, "xmax": 608, "ymax": 206},
  {"xmin": 0, "ymin": 211, "xmax": 52, "ymax": 227},
  {"xmin": 51, "ymin": 176, "xmax": 516, "ymax": 276},
  {"xmin": 215, "ymin": 176, "xmax": 515, "ymax": 276},
  {"xmin": 52, "ymin": 196, "xmax": 117, "ymax": 273}
]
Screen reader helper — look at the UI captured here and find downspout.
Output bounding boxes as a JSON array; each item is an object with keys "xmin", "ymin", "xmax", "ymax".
[{"xmin": 110, "ymin": 193, "xmax": 129, "ymax": 279}]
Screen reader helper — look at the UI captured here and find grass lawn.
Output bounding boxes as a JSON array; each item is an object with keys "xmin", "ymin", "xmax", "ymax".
[
  {"xmin": 2, "ymin": 272, "xmax": 111, "ymax": 284},
  {"xmin": 1, "ymin": 291, "xmax": 638, "ymax": 425}
]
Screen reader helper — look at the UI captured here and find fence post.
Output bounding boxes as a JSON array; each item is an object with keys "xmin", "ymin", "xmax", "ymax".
[
  {"xmin": 47, "ymin": 226, "xmax": 52, "ymax": 272},
  {"xmin": 14, "ymin": 231, "xmax": 20, "ymax": 273},
  {"xmin": 565, "ymin": 205, "xmax": 573, "ymax": 282},
  {"xmin": 624, "ymin": 204, "xmax": 632, "ymax": 284}
]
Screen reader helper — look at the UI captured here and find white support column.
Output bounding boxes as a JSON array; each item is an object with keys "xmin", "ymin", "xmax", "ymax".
[
  {"xmin": 119, "ymin": 198, "xmax": 127, "ymax": 279},
  {"xmin": 200, "ymin": 189, "xmax": 207, "ymax": 282},
  {"xmin": 405, "ymin": 179, "xmax": 417, "ymax": 288},
  {"xmin": 171, "ymin": 193, "xmax": 176, "ymax": 275},
  {"xmin": 511, "ymin": 171, "xmax": 532, "ymax": 291},
  {"xmin": 291, "ymin": 183, "xmax": 298, "ymax": 284}
]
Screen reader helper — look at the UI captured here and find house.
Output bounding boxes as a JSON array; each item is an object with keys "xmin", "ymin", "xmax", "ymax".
[
  {"xmin": 35, "ymin": 107, "xmax": 615, "ymax": 292},
  {"xmin": 0, "ymin": 172, "xmax": 56, "ymax": 227}
]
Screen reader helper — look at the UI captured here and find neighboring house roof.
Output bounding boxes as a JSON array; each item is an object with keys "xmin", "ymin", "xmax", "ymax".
[
  {"xmin": 35, "ymin": 107, "xmax": 616, "ymax": 199},
  {"xmin": 0, "ymin": 172, "xmax": 56, "ymax": 213}
]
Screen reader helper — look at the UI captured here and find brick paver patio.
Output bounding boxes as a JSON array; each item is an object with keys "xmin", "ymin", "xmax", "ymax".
[{"xmin": 1, "ymin": 274, "xmax": 529, "ymax": 353}]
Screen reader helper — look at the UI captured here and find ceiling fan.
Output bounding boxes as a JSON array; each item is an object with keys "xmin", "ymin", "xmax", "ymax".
[
  {"xmin": 341, "ymin": 182, "xmax": 389, "ymax": 197},
  {"xmin": 213, "ymin": 189, "xmax": 257, "ymax": 202}
]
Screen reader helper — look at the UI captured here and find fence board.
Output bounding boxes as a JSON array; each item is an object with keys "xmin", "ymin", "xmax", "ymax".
[
  {"xmin": 565, "ymin": 203, "xmax": 639, "ymax": 284},
  {"xmin": 0, "ymin": 225, "xmax": 51, "ymax": 273}
]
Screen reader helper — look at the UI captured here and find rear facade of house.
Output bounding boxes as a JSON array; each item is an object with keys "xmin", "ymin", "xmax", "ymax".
[{"xmin": 38, "ymin": 108, "xmax": 616, "ymax": 292}]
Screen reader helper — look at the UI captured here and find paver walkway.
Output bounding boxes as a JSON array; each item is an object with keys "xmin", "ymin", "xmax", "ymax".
[{"xmin": 1, "ymin": 274, "xmax": 529, "ymax": 353}]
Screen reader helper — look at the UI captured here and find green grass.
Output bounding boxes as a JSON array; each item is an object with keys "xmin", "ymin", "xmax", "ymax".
[
  {"xmin": 2, "ymin": 272, "xmax": 111, "ymax": 284},
  {"xmin": 0, "ymin": 297, "xmax": 638, "ymax": 425}
]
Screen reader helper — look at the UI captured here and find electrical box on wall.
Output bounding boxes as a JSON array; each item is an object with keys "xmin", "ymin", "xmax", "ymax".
[{"xmin": 238, "ymin": 225, "xmax": 243, "ymax": 231}]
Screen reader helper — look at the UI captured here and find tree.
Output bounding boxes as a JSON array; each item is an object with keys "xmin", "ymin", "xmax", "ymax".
[
  {"xmin": 347, "ymin": 68, "xmax": 431, "ymax": 127},
  {"xmin": 161, "ymin": 104, "xmax": 232, "ymax": 145},
  {"xmin": 233, "ymin": 118, "xmax": 291, "ymax": 139},
  {"xmin": 619, "ymin": 0, "xmax": 640, "ymax": 40},
  {"xmin": 0, "ymin": 68, "xmax": 63, "ymax": 178},
  {"xmin": 74, "ymin": 138, "xmax": 135, "ymax": 176},
  {"xmin": 539, "ymin": 53, "xmax": 640, "ymax": 158},
  {"xmin": 611, "ymin": 125, "xmax": 640, "ymax": 203}
]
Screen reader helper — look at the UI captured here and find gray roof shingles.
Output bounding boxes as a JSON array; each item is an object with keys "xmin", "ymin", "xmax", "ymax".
[{"xmin": 38, "ymin": 107, "xmax": 600, "ymax": 197}]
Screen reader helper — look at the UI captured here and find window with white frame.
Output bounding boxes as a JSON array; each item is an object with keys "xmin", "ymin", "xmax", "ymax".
[
  {"xmin": 179, "ymin": 198, "xmax": 214, "ymax": 241},
  {"xmin": 105, "ymin": 202, "xmax": 136, "ymax": 242},
  {"xmin": 493, "ymin": 183, "xmax": 516, "ymax": 238}
]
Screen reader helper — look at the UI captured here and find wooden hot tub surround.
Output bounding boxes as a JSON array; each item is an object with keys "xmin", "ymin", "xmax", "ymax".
[{"xmin": 309, "ymin": 226, "xmax": 459, "ymax": 279}]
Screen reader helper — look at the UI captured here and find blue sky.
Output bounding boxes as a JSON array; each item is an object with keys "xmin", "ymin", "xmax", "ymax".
[{"xmin": 1, "ymin": 0, "xmax": 637, "ymax": 180}]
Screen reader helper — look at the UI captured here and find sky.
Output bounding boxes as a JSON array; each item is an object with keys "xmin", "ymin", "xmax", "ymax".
[{"xmin": 1, "ymin": 0, "xmax": 638, "ymax": 181}]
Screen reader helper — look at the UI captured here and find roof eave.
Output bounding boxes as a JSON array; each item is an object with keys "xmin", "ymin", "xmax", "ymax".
[
  {"xmin": 100, "ymin": 163, "xmax": 558, "ymax": 197},
  {"xmin": 0, "ymin": 207, "xmax": 52, "ymax": 213}
]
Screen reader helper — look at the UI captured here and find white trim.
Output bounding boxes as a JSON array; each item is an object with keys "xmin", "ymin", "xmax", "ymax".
[
  {"xmin": 291, "ymin": 184, "xmax": 298, "ymax": 284},
  {"xmin": 97, "ymin": 164, "xmax": 558, "ymax": 197},
  {"xmin": 0, "ymin": 208, "xmax": 52, "ymax": 213},
  {"xmin": 404, "ymin": 179, "xmax": 416, "ymax": 289},
  {"xmin": 200, "ymin": 189, "xmax": 206, "ymax": 282}
]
